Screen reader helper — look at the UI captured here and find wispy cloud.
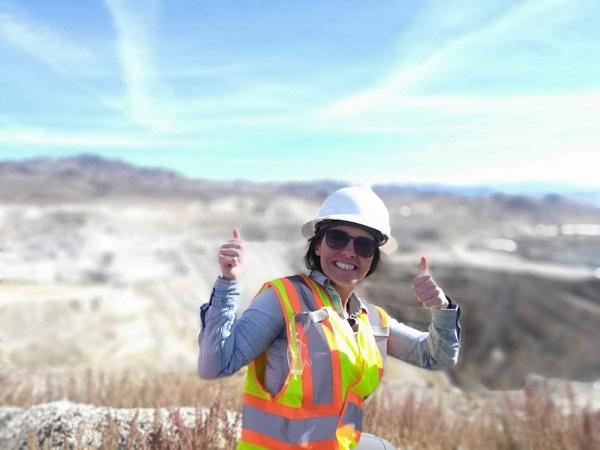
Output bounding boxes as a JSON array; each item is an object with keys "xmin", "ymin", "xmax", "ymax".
[
  {"xmin": 0, "ymin": 4, "xmax": 94, "ymax": 77},
  {"xmin": 308, "ymin": 0, "xmax": 599, "ymax": 188},
  {"xmin": 103, "ymin": 0, "xmax": 176, "ymax": 132},
  {"xmin": 0, "ymin": 3, "xmax": 131, "ymax": 118},
  {"xmin": 169, "ymin": 82, "xmax": 317, "ymax": 132},
  {"xmin": 310, "ymin": 90, "xmax": 600, "ymax": 188},
  {"xmin": 315, "ymin": 93, "xmax": 600, "ymax": 135},
  {"xmin": 378, "ymin": 143, "xmax": 600, "ymax": 187},
  {"xmin": 318, "ymin": 0, "xmax": 575, "ymax": 120},
  {"xmin": 0, "ymin": 125, "xmax": 182, "ymax": 149}
]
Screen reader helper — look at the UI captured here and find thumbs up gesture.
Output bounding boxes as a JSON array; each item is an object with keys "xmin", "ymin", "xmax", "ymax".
[
  {"xmin": 218, "ymin": 227, "xmax": 245, "ymax": 281},
  {"xmin": 411, "ymin": 256, "xmax": 449, "ymax": 309}
]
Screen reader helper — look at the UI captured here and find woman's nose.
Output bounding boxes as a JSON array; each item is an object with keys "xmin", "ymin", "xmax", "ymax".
[{"xmin": 340, "ymin": 239, "xmax": 356, "ymax": 257}]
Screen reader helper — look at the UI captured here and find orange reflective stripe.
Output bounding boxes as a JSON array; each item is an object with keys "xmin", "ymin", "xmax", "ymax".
[
  {"xmin": 280, "ymin": 277, "xmax": 302, "ymax": 311},
  {"xmin": 345, "ymin": 390, "xmax": 364, "ymax": 408},
  {"xmin": 296, "ymin": 320, "xmax": 314, "ymax": 408},
  {"xmin": 299, "ymin": 273, "xmax": 324, "ymax": 308},
  {"xmin": 241, "ymin": 429, "xmax": 339, "ymax": 450},
  {"xmin": 245, "ymin": 282, "xmax": 287, "ymax": 400},
  {"xmin": 269, "ymin": 278, "xmax": 303, "ymax": 406},
  {"xmin": 329, "ymin": 347, "xmax": 343, "ymax": 407},
  {"xmin": 243, "ymin": 393, "xmax": 341, "ymax": 419},
  {"xmin": 280, "ymin": 277, "xmax": 315, "ymax": 408},
  {"xmin": 302, "ymin": 275, "xmax": 332, "ymax": 309}
]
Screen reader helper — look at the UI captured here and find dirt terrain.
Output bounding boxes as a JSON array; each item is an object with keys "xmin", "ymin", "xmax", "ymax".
[{"xmin": 0, "ymin": 155, "xmax": 599, "ymax": 390}]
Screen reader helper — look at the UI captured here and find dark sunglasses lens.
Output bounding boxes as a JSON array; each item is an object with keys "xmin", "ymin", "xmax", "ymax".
[
  {"xmin": 325, "ymin": 229, "xmax": 349, "ymax": 249},
  {"xmin": 354, "ymin": 237, "xmax": 377, "ymax": 257},
  {"xmin": 325, "ymin": 229, "xmax": 377, "ymax": 257}
]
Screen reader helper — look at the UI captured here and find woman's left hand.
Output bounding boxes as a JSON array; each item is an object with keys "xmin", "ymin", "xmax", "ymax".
[{"xmin": 411, "ymin": 256, "xmax": 449, "ymax": 309}]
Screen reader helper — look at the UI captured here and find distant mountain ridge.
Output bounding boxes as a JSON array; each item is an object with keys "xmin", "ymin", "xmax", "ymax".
[
  {"xmin": 0, "ymin": 154, "xmax": 597, "ymax": 206},
  {"xmin": 0, "ymin": 154, "xmax": 247, "ymax": 202}
]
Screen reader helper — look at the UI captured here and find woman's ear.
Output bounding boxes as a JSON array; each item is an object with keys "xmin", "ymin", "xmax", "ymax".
[{"xmin": 315, "ymin": 241, "xmax": 321, "ymax": 256}]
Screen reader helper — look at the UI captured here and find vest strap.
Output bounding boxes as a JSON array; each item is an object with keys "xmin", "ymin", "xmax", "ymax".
[
  {"xmin": 371, "ymin": 325, "xmax": 390, "ymax": 336},
  {"xmin": 295, "ymin": 309, "xmax": 329, "ymax": 323}
]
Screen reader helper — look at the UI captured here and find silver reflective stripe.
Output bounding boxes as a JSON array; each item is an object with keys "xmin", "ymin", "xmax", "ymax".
[
  {"xmin": 341, "ymin": 400, "xmax": 363, "ymax": 432},
  {"xmin": 294, "ymin": 277, "xmax": 334, "ymax": 405},
  {"xmin": 293, "ymin": 309, "xmax": 329, "ymax": 324},
  {"xmin": 242, "ymin": 405, "xmax": 338, "ymax": 443},
  {"xmin": 308, "ymin": 321, "xmax": 334, "ymax": 405},
  {"xmin": 308, "ymin": 309, "xmax": 329, "ymax": 322},
  {"xmin": 293, "ymin": 279, "xmax": 335, "ymax": 406}
]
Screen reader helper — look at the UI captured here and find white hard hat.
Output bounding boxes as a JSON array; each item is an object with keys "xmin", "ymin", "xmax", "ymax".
[{"xmin": 301, "ymin": 186, "xmax": 397, "ymax": 255}]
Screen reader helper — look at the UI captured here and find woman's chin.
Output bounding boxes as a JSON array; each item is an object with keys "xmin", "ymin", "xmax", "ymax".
[{"xmin": 326, "ymin": 267, "xmax": 363, "ymax": 288}]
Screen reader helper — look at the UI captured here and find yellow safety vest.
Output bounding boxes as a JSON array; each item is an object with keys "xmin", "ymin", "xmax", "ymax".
[{"xmin": 238, "ymin": 274, "xmax": 390, "ymax": 450}]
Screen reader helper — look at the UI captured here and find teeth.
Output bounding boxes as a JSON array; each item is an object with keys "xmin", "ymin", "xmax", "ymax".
[{"xmin": 335, "ymin": 261, "xmax": 356, "ymax": 271}]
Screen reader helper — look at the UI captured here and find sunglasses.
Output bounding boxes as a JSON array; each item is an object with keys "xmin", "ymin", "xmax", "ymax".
[{"xmin": 324, "ymin": 229, "xmax": 379, "ymax": 258}]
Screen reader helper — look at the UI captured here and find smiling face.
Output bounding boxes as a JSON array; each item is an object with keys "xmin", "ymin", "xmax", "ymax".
[{"xmin": 315, "ymin": 224, "xmax": 376, "ymax": 299}]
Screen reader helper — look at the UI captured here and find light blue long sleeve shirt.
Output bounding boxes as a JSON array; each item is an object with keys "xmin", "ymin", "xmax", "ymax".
[{"xmin": 198, "ymin": 271, "xmax": 461, "ymax": 394}]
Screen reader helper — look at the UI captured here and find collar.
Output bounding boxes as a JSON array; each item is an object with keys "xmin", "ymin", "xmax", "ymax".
[{"xmin": 308, "ymin": 270, "xmax": 369, "ymax": 316}]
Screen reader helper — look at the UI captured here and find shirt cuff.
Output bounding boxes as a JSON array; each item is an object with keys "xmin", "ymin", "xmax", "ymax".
[
  {"xmin": 431, "ymin": 296, "xmax": 460, "ymax": 325},
  {"xmin": 431, "ymin": 295, "xmax": 461, "ymax": 339},
  {"xmin": 210, "ymin": 276, "xmax": 240, "ymax": 307},
  {"xmin": 199, "ymin": 277, "xmax": 240, "ymax": 328}
]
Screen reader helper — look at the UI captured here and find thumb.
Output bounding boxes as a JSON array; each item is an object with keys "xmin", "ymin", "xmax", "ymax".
[
  {"xmin": 419, "ymin": 256, "xmax": 429, "ymax": 275},
  {"xmin": 232, "ymin": 227, "xmax": 241, "ymax": 240}
]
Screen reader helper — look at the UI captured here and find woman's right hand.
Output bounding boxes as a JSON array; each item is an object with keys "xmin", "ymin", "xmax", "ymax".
[{"xmin": 218, "ymin": 227, "xmax": 245, "ymax": 281}]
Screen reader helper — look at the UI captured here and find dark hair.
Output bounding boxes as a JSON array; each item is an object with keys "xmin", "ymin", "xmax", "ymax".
[{"xmin": 304, "ymin": 221, "xmax": 382, "ymax": 277}]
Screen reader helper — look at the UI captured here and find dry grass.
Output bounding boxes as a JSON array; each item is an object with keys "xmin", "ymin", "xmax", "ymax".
[
  {"xmin": 0, "ymin": 368, "xmax": 243, "ymax": 409},
  {"xmin": 365, "ymin": 382, "xmax": 600, "ymax": 450},
  {"xmin": 1, "ymin": 368, "xmax": 598, "ymax": 449}
]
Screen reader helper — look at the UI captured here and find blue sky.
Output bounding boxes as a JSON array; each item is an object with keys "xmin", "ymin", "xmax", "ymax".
[{"xmin": 0, "ymin": 0, "xmax": 599, "ymax": 188}]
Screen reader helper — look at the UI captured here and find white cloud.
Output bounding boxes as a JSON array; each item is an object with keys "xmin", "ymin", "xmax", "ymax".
[
  {"xmin": 0, "ymin": 126, "xmax": 179, "ymax": 149},
  {"xmin": 315, "ymin": 93, "xmax": 600, "ymax": 135},
  {"xmin": 366, "ymin": 133, "xmax": 600, "ymax": 187},
  {"xmin": 417, "ymin": 152, "xmax": 599, "ymax": 187},
  {"xmin": 0, "ymin": 6, "xmax": 94, "ymax": 76},
  {"xmin": 103, "ymin": 0, "xmax": 177, "ymax": 132},
  {"xmin": 0, "ymin": 4, "xmax": 133, "ymax": 119},
  {"xmin": 310, "ymin": 0, "xmax": 599, "ymax": 189},
  {"xmin": 318, "ymin": 0, "xmax": 575, "ymax": 120}
]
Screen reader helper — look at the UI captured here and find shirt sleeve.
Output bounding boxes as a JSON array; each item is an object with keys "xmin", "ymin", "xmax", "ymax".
[
  {"xmin": 385, "ymin": 297, "xmax": 461, "ymax": 370},
  {"xmin": 197, "ymin": 277, "xmax": 285, "ymax": 379}
]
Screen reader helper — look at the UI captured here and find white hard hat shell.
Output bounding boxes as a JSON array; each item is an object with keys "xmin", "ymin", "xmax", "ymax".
[{"xmin": 301, "ymin": 186, "xmax": 397, "ymax": 255}]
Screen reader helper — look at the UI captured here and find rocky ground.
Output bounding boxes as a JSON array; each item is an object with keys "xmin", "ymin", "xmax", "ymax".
[
  {"xmin": 1, "ymin": 374, "xmax": 598, "ymax": 449},
  {"xmin": 0, "ymin": 401, "xmax": 238, "ymax": 449},
  {"xmin": 1, "ymin": 191, "xmax": 597, "ymax": 388}
]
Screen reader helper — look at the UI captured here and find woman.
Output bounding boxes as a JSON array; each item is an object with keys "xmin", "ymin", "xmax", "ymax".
[{"xmin": 198, "ymin": 186, "xmax": 461, "ymax": 449}]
